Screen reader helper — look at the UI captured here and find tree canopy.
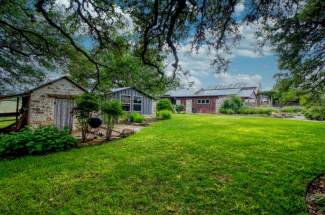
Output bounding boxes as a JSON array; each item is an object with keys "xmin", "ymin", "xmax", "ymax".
[{"xmin": 0, "ymin": 0, "xmax": 324, "ymax": 95}]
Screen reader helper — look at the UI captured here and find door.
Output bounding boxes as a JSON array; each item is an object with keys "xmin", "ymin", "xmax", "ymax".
[
  {"xmin": 185, "ymin": 99, "xmax": 192, "ymax": 113},
  {"xmin": 54, "ymin": 98, "xmax": 74, "ymax": 130}
]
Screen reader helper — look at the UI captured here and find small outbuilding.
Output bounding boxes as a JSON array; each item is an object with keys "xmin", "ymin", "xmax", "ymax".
[
  {"xmin": 0, "ymin": 76, "xmax": 86, "ymax": 132},
  {"xmin": 109, "ymin": 87, "xmax": 156, "ymax": 116},
  {"xmin": 165, "ymin": 86, "xmax": 258, "ymax": 114}
]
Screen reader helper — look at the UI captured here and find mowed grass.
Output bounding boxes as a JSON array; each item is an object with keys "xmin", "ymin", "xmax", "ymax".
[
  {"xmin": 0, "ymin": 117, "xmax": 16, "ymax": 128},
  {"xmin": 0, "ymin": 115, "xmax": 324, "ymax": 214}
]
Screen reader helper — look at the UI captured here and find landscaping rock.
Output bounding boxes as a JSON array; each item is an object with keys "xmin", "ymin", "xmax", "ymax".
[
  {"xmin": 120, "ymin": 128, "xmax": 135, "ymax": 138},
  {"xmin": 306, "ymin": 173, "xmax": 325, "ymax": 215}
]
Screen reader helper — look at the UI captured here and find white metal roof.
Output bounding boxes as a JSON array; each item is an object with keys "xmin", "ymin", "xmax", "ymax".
[{"xmin": 167, "ymin": 87, "xmax": 257, "ymax": 98}]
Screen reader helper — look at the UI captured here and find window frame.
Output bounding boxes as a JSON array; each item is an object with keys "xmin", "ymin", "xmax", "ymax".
[
  {"xmin": 133, "ymin": 96, "xmax": 142, "ymax": 112},
  {"xmin": 197, "ymin": 99, "xmax": 210, "ymax": 104},
  {"xmin": 120, "ymin": 95, "xmax": 131, "ymax": 112}
]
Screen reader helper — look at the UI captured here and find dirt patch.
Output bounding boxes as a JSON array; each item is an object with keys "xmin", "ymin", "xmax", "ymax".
[{"xmin": 306, "ymin": 173, "xmax": 325, "ymax": 215}]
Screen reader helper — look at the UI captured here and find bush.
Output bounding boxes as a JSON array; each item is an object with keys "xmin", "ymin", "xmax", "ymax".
[
  {"xmin": 220, "ymin": 96, "xmax": 244, "ymax": 114},
  {"xmin": 101, "ymin": 100, "xmax": 124, "ymax": 140},
  {"xmin": 75, "ymin": 93, "xmax": 99, "ymax": 142},
  {"xmin": 0, "ymin": 126, "xmax": 76, "ymax": 157},
  {"xmin": 239, "ymin": 107, "xmax": 274, "ymax": 115},
  {"xmin": 128, "ymin": 112, "xmax": 145, "ymax": 123},
  {"xmin": 304, "ymin": 106, "xmax": 325, "ymax": 121},
  {"xmin": 157, "ymin": 110, "xmax": 172, "ymax": 120},
  {"xmin": 157, "ymin": 99, "xmax": 173, "ymax": 112},
  {"xmin": 281, "ymin": 106, "xmax": 304, "ymax": 113},
  {"xmin": 175, "ymin": 104, "xmax": 185, "ymax": 113}
]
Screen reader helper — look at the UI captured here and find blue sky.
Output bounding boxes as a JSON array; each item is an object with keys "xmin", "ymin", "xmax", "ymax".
[
  {"xmin": 166, "ymin": 1, "xmax": 282, "ymax": 91},
  {"xmin": 166, "ymin": 40, "xmax": 281, "ymax": 91},
  {"xmin": 58, "ymin": 0, "xmax": 281, "ymax": 91}
]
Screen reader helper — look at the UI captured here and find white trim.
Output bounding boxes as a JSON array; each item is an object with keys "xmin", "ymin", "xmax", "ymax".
[{"xmin": 197, "ymin": 99, "xmax": 210, "ymax": 104}]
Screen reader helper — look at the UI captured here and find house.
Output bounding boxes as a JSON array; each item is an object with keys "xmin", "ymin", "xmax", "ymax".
[
  {"xmin": 165, "ymin": 86, "xmax": 258, "ymax": 113},
  {"xmin": 0, "ymin": 76, "xmax": 86, "ymax": 131},
  {"xmin": 108, "ymin": 87, "xmax": 156, "ymax": 116}
]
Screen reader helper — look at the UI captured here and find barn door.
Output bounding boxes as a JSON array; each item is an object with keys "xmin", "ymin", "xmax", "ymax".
[
  {"xmin": 54, "ymin": 98, "xmax": 74, "ymax": 130},
  {"xmin": 185, "ymin": 99, "xmax": 192, "ymax": 113}
]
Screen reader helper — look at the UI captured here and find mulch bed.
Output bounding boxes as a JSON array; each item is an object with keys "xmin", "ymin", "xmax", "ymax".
[{"xmin": 306, "ymin": 173, "xmax": 325, "ymax": 215}]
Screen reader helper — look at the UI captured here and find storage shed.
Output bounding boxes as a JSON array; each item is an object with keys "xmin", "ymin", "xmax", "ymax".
[
  {"xmin": 109, "ymin": 87, "xmax": 156, "ymax": 116},
  {"xmin": 165, "ymin": 86, "xmax": 258, "ymax": 114},
  {"xmin": 0, "ymin": 76, "xmax": 86, "ymax": 132}
]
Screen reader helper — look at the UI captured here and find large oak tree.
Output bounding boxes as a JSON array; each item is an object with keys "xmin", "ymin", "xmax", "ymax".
[{"xmin": 0, "ymin": 0, "xmax": 324, "ymax": 95}]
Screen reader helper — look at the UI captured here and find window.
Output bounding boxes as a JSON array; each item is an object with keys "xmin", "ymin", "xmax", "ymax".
[
  {"xmin": 133, "ymin": 96, "xmax": 142, "ymax": 112},
  {"xmin": 197, "ymin": 99, "xmax": 210, "ymax": 104},
  {"xmin": 121, "ymin": 95, "xmax": 131, "ymax": 111}
]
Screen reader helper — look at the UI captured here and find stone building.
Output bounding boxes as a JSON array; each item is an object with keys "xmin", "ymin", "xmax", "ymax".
[{"xmin": 0, "ymin": 76, "xmax": 86, "ymax": 131}]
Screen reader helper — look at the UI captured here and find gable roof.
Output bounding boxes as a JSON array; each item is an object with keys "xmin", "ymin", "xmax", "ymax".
[
  {"xmin": 0, "ymin": 76, "xmax": 87, "ymax": 99},
  {"xmin": 29, "ymin": 76, "xmax": 87, "ymax": 93},
  {"xmin": 111, "ymin": 87, "xmax": 155, "ymax": 99},
  {"xmin": 167, "ymin": 86, "xmax": 257, "ymax": 99}
]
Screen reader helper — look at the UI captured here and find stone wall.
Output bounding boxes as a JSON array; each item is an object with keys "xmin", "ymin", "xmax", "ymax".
[{"xmin": 28, "ymin": 78, "xmax": 84, "ymax": 130}]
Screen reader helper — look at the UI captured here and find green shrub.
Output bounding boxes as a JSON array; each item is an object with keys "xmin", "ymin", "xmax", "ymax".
[
  {"xmin": 0, "ymin": 126, "xmax": 76, "ymax": 157},
  {"xmin": 281, "ymin": 106, "xmax": 304, "ymax": 113},
  {"xmin": 101, "ymin": 100, "xmax": 124, "ymax": 140},
  {"xmin": 220, "ymin": 107, "xmax": 235, "ymax": 114},
  {"xmin": 75, "ymin": 93, "xmax": 99, "ymax": 142},
  {"xmin": 304, "ymin": 106, "xmax": 325, "ymax": 121},
  {"xmin": 157, "ymin": 110, "xmax": 172, "ymax": 120},
  {"xmin": 314, "ymin": 194, "xmax": 325, "ymax": 212},
  {"xmin": 157, "ymin": 99, "xmax": 173, "ymax": 112},
  {"xmin": 128, "ymin": 112, "xmax": 145, "ymax": 123},
  {"xmin": 239, "ymin": 107, "xmax": 274, "ymax": 115},
  {"xmin": 220, "ymin": 96, "xmax": 244, "ymax": 114},
  {"xmin": 175, "ymin": 105, "xmax": 185, "ymax": 113}
]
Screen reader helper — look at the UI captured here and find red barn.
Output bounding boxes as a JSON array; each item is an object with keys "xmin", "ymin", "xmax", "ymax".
[{"xmin": 165, "ymin": 86, "xmax": 258, "ymax": 114}]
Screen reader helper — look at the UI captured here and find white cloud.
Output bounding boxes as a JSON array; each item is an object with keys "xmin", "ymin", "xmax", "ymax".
[
  {"xmin": 234, "ymin": 22, "xmax": 273, "ymax": 58},
  {"xmin": 234, "ymin": 1, "xmax": 245, "ymax": 15}
]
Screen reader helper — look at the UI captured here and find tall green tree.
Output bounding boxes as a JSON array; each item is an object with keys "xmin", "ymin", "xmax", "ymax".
[
  {"xmin": 1, "ymin": 0, "xmax": 323, "ymax": 96},
  {"xmin": 267, "ymin": 0, "xmax": 324, "ymax": 97}
]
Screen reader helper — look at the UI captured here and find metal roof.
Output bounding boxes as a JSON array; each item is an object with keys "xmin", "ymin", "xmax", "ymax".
[
  {"xmin": 0, "ymin": 76, "xmax": 87, "ymax": 100},
  {"xmin": 167, "ymin": 87, "xmax": 257, "ymax": 98},
  {"xmin": 111, "ymin": 87, "xmax": 131, "ymax": 93},
  {"xmin": 196, "ymin": 88, "xmax": 240, "ymax": 96},
  {"xmin": 110, "ymin": 87, "xmax": 155, "ymax": 99}
]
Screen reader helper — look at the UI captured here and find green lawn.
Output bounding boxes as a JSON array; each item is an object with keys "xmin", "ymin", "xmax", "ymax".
[
  {"xmin": 0, "ymin": 117, "xmax": 16, "ymax": 129},
  {"xmin": 0, "ymin": 115, "xmax": 324, "ymax": 214}
]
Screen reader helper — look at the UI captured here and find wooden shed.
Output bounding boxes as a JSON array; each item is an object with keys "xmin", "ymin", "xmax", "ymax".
[
  {"xmin": 0, "ymin": 76, "xmax": 86, "ymax": 132},
  {"xmin": 109, "ymin": 87, "xmax": 156, "ymax": 116}
]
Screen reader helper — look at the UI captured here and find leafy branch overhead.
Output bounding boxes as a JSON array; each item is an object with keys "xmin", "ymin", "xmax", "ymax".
[{"xmin": 0, "ymin": 0, "xmax": 324, "ymax": 95}]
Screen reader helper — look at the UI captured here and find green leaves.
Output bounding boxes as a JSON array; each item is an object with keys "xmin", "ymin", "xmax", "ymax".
[
  {"xmin": 75, "ymin": 93, "xmax": 99, "ymax": 119},
  {"xmin": 0, "ymin": 126, "xmax": 77, "ymax": 157},
  {"xmin": 157, "ymin": 99, "xmax": 173, "ymax": 112},
  {"xmin": 220, "ymin": 96, "xmax": 244, "ymax": 114},
  {"xmin": 101, "ymin": 100, "xmax": 124, "ymax": 118}
]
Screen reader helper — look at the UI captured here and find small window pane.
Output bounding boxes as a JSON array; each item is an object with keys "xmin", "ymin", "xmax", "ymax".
[
  {"xmin": 133, "ymin": 104, "xmax": 141, "ymax": 111},
  {"xmin": 121, "ymin": 95, "xmax": 131, "ymax": 111},
  {"xmin": 134, "ymin": 97, "xmax": 142, "ymax": 104},
  {"xmin": 122, "ymin": 105, "xmax": 130, "ymax": 111},
  {"xmin": 133, "ymin": 96, "xmax": 142, "ymax": 112},
  {"xmin": 121, "ymin": 95, "xmax": 130, "ymax": 104}
]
